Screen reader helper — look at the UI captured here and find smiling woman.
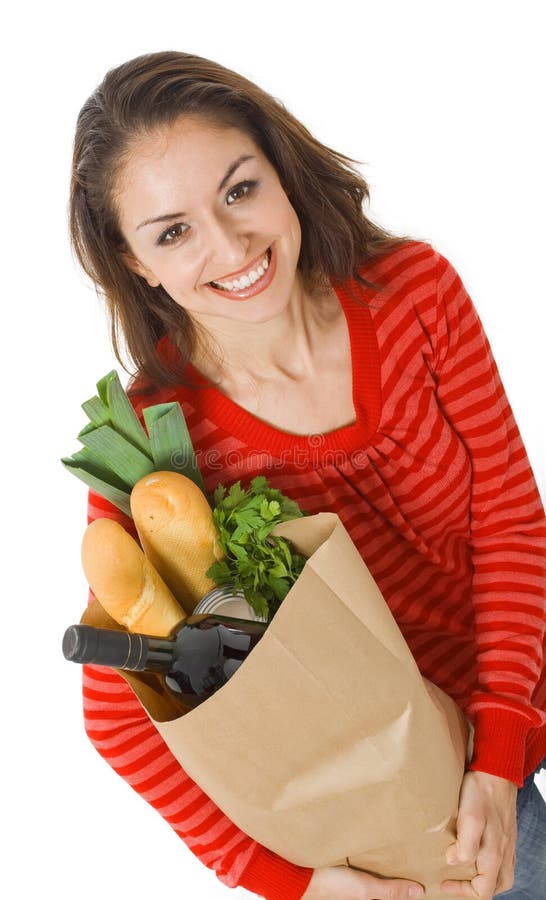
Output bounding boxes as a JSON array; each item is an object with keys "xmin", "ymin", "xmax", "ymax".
[
  {"xmin": 68, "ymin": 49, "xmax": 546, "ymax": 900},
  {"xmin": 115, "ymin": 117, "xmax": 300, "ymax": 322},
  {"xmin": 70, "ymin": 51, "xmax": 408, "ymax": 391}
]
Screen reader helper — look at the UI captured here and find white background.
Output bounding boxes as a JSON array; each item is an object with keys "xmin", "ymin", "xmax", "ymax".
[{"xmin": 3, "ymin": 1, "xmax": 545, "ymax": 897}]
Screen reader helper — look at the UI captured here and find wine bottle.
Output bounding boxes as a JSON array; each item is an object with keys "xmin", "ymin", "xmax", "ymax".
[{"xmin": 63, "ymin": 614, "xmax": 267, "ymax": 709}]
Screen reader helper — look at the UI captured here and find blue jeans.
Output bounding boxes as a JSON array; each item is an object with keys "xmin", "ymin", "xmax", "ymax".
[{"xmin": 496, "ymin": 758, "xmax": 546, "ymax": 898}]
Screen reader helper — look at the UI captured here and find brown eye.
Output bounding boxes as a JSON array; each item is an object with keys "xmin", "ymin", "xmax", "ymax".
[
  {"xmin": 226, "ymin": 179, "xmax": 259, "ymax": 205},
  {"xmin": 157, "ymin": 223, "xmax": 189, "ymax": 246}
]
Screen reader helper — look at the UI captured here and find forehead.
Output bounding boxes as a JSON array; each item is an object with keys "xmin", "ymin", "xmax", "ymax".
[{"xmin": 117, "ymin": 116, "xmax": 260, "ymax": 195}]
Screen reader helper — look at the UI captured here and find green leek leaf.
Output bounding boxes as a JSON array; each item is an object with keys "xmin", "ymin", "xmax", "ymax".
[
  {"xmin": 78, "ymin": 425, "xmax": 155, "ymax": 485},
  {"xmin": 61, "ymin": 459, "xmax": 132, "ymax": 517},
  {"xmin": 143, "ymin": 402, "xmax": 207, "ymax": 495},
  {"xmin": 96, "ymin": 370, "xmax": 115, "ymax": 407},
  {"xmin": 63, "ymin": 369, "xmax": 210, "ymax": 520},
  {"xmin": 62, "ymin": 447, "xmax": 132, "ymax": 492},
  {"xmin": 100, "ymin": 370, "xmax": 152, "ymax": 457},
  {"xmin": 81, "ymin": 395, "xmax": 110, "ymax": 428},
  {"xmin": 77, "ymin": 422, "xmax": 98, "ymax": 439}
]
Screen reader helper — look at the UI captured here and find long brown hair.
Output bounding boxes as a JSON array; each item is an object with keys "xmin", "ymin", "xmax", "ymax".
[{"xmin": 70, "ymin": 50, "xmax": 410, "ymax": 388}]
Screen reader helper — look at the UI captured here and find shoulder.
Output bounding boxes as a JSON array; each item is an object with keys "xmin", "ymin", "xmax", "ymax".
[
  {"xmin": 346, "ymin": 240, "xmax": 476, "ymax": 367},
  {"xmin": 127, "ymin": 337, "xmax": 204, "ymax": 417},
  {"xmin": 128, "ymin": 378, "xmax": 183, "ymax": 415},
  {"xmin": 356, "ymin": 239, "xmax": 456, "ymax": 292},
  {"xmin": 349, "ymin": 239, "xmax": 469, "ymax": 329}
]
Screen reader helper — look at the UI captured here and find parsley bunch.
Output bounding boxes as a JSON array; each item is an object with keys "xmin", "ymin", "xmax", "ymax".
[{"xmin": 206, "ymin": 476, "xmax": 307, "ymax": 621}]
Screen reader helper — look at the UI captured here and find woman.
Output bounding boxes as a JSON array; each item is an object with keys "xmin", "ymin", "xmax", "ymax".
[{"xmin": 70, "ymin": 51, "xmax": 546, "ymax": 899}]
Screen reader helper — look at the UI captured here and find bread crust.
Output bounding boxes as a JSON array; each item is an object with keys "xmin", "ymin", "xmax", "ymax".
[
  {"xmin": 81, "ymin": 517, "xmax": 186, "ymax": 635},
  {"xmin": 130, "ymin": 471, "xmax": 224, "ymax": 614}
]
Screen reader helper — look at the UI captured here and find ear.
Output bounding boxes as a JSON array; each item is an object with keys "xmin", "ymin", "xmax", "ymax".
[{"xmin": 119, "ymin": 249, "xmax": 161, "ymax": 288}]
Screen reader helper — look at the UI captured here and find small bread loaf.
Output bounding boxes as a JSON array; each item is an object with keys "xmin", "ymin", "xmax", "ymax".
[
  {"xmin": 81, "ymin": 518, "xmax": 186, "ymax": 635},
  {"xmin": 130, "ymin": 471, "xmax": 224, "ymax": 614}
]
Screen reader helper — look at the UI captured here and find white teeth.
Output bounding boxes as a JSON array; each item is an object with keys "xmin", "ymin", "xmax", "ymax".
[{"xmin": 211, "ymin": 249, "xmax": 270, "ymax": 292}]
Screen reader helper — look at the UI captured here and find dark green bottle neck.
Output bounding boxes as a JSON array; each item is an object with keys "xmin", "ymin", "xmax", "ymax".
[
  {"xmin": 62, "ymin": 624, "xmax": 176, "ymax": 671},
  {"xmin": 62, "ymin": 616, "xmax": 268, "ymax": 673}
]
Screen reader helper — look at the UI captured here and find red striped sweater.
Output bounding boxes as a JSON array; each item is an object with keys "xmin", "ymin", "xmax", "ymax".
[{"xmin": 83, "ymin": 240, "xmax": 546, "ymax": 899}]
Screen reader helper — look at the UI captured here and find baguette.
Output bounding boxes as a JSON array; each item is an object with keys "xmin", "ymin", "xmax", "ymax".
[
  {"xmin": 81, "ymin": 517, "xmax": 186, "ymax": 635},
  {"xmin": 130, "ymin": 471, "xmax": 224, "ymax": 614}
]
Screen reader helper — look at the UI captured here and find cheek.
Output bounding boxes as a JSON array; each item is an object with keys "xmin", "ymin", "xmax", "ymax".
[
  {"xmin": 268, "ymin": 191, "xmax": 299, "ymax": 236},
  {"xmin": 158, "ymin": 255, "xmax": 199, "ymax": 291},
  {"xmin": 287, "ymin": 207, "xmax": 302, "ymax": 255}
]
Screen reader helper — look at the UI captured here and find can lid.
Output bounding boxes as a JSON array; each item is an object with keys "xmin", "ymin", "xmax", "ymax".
[{"xmin": 194, "ymin": 584, "xmax": 267, "ymax": 622}]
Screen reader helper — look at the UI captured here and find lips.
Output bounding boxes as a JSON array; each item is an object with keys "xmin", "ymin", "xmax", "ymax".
[
  {"xmin": 206, "ymin": 245, "xmax": 276, "ymax": 301},
  {"xmin": 211, "ymin": 247, "xmax": 271, "ymax": 287}
]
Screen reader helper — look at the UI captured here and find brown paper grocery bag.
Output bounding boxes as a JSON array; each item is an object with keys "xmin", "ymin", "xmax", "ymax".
[
  {"xmin": 154, "ymin": 513, "xmax": 476, "ymax": 894},
  {"xmin": 100, "ymin": 512, "xmax": 476, "ymax": 896}
]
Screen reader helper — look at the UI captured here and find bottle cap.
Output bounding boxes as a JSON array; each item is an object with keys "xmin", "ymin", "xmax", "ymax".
[{"xmin": 62, "ymin": 624, "xmax": 143, "ymax": 668}]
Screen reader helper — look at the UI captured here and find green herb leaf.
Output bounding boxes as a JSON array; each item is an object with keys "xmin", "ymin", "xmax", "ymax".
[
  {"xmin": 210, "ymin": 476, "xmax": 306, "ymax": 621},
  {"xmin": 206, "ymin": 560, "xmax": 233, "ymax": 584}
]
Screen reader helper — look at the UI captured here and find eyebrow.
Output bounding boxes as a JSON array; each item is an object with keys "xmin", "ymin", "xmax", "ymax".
[{"xmin": 136, "ymin": 154, "xmax": 255, "ymax": 229}]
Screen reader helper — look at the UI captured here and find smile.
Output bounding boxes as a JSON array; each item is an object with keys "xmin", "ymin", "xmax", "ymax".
[{"xmin": 207, "ymin": 246, "xmax": 275, "ymax": 300}]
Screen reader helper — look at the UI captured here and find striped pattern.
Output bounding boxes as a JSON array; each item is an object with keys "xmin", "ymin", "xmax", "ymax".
[{"xmin": 84, "ymin": 240, "xmax": 546, "ymax": 898}]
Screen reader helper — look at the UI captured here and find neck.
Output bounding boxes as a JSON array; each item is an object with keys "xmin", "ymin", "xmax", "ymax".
[{"xmin": 191, "ymin": 278, "xmax": 338, "ymax": 386}]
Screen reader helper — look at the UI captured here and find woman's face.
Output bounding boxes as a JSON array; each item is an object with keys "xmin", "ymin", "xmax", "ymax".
[{"xmin": 115, "ymin": 116, "xmax": 303, "ymax": 326}]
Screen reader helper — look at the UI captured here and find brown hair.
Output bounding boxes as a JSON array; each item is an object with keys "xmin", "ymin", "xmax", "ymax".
[{"xmin": 69, "ymin": 50, "xmax": 410, "ymax": 389}]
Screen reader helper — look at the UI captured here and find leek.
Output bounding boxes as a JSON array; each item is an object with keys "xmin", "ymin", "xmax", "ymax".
[{"xmin": 62, "ymin": 370, "xmax": 207, "ymax": 515}]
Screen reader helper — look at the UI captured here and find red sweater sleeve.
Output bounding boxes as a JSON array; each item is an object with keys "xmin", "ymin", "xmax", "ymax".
[
  {"xmin": 433, "ymin": 252, "xmax": 546, "ymax": 785},
  {"xmin": 83, "ymin": 490, "xmax": 313, "ymax": 900}
]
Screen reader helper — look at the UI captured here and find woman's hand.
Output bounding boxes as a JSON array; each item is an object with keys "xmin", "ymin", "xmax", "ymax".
[
  {"xmin": 441, "ymin": 770, "xmax": 518, "ymax": 898},
  {"xmin": 300, "ymin": 865, "xmax": 424, "ymax": 899}
]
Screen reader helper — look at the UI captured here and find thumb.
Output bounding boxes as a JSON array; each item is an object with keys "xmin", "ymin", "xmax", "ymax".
[
  {"xmin": 447, "ymin": 811, "xmax": 484, "ymax": 865},
  {"xmin": 447, "ymin": 772, "xmax": 487, "ymax": 865}
]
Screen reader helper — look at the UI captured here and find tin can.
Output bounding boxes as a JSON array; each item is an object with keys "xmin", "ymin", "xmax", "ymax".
[{"xmin": 193, "ymin": 584, "xmax": 267, "ymax": 622}]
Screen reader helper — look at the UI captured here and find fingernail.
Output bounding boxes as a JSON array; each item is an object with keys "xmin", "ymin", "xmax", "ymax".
[{"xmin": 409, "ymin": 887, "xmax": 424, "ymax": 899}]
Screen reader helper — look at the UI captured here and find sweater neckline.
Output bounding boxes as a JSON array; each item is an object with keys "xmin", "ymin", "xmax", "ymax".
[{"xmin": 184, "ymin": 277, "xmax": 382, "ymax": 461}]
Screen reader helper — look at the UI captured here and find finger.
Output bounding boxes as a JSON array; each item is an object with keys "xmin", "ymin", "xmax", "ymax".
[
  {"xmin": 469, "ymin": 813, "xmax": 516, "ymax": 898},
  {"xmin": 442, "ymin": 847, "xmax": 507, "ymax": 900},
  {"xmin": 440, "ymin": 879, "xmax": 480, "ymax": 898},
  {"xmin": 361, "ymin": 875, "xmax": 425, "ymax": 899},
  {"xmin": 494, "ymin": 835, "xmax": 516, "ymax": 895},
  {"xmin": 496, "ymin": 868, "xmax": 515, "ymax": 896}
]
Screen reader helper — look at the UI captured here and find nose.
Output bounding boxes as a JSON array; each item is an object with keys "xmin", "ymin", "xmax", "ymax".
[{"xmin": 202, "ymin": 214, "xmax": 250, "ymax": 281}]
